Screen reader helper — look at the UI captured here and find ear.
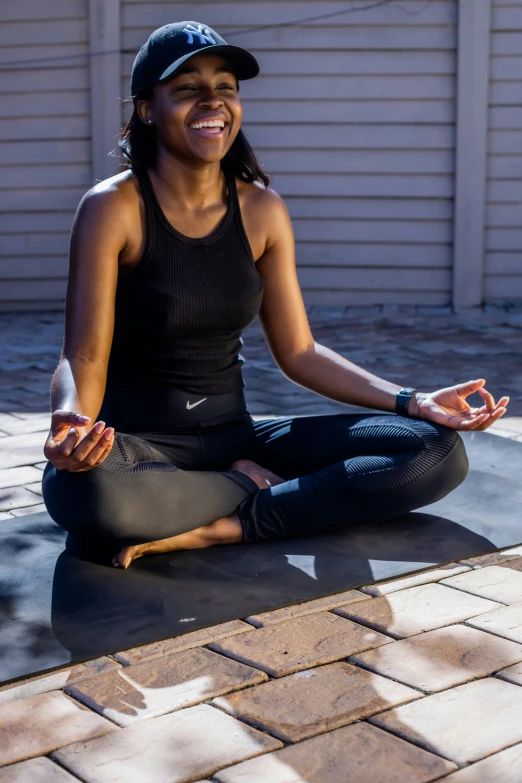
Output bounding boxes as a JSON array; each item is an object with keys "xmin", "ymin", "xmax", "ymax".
[{"xmin": 136, "ymin": 99, "xmax": 153, "ymax": 126}]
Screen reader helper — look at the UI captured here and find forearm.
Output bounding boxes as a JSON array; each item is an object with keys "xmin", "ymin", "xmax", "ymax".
[
  {"xmin": 285, "ymin": 342, "xmax": 421, "ymax": 415},
  {"xmin": 50, "ymin": 355, "xmax": 107, "ymax": 427}
]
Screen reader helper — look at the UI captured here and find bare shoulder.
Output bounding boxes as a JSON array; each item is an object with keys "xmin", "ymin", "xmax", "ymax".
[
  {"xmin": 77, "ymin": 169, "xmax": 138, "ymax": 219},
  {"xmin": 236, "ymin": 179, "xmax": 292, "ymax": 258}
]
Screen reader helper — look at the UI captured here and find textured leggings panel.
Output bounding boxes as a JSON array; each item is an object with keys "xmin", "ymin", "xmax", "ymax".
[{"xmin": 42, "ymin": 413, "xmax": 469, "ymax": 547}]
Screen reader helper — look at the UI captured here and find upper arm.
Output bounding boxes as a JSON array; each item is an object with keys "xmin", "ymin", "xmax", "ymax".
[
  {"xmin": 255, "ymin": 189, "xmax": 314, "ymax": 372},
  {"xmin": 63, "ymin": 182, "xmax": 129, "ymax": 371}
]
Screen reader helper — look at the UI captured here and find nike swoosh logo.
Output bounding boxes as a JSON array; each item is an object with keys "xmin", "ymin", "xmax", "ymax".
[{"xmin": 186, "ymin": 398, "xmax": 207, "ymax": 410}]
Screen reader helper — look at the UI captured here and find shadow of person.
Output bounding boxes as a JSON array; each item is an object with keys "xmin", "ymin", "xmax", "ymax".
[{"xmin": 50, "ymin": 512, "xmax": 496, "ymax": 662}]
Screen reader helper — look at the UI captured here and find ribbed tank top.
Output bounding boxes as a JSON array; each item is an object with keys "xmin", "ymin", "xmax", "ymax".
[{"xmin": 106, "ymin": 165, "xmax": 265, "ymax": 395}]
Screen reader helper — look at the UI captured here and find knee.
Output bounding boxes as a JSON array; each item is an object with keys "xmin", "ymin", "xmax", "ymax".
[{"xmin": 424, "ymin": 422, "xmax": 469, "ymax": 491}]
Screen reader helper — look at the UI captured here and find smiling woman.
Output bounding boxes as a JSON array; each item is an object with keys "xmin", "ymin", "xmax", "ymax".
[{"xmin": 41, "ymin": 21, "xmax": 507, "ymax": 570}]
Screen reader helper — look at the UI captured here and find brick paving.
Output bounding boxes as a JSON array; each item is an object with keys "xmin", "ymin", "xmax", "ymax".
[{"xmin": 1, "ymin": 306, "xmax": 522, "ymax": 780}]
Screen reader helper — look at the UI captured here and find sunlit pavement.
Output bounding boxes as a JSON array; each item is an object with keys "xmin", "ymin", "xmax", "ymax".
[{"xmin": 1, "ymin": 306, "xmax": 522, "ymax": 781}]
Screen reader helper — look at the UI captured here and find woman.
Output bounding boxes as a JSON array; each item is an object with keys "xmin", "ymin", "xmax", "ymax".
[{"xmin": 42, "ymin": 22, "xmax": 509, "ymax": 569}]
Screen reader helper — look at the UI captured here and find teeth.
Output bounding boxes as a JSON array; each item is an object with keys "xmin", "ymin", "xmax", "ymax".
[{"xmin": 190, "ymin": 119, "xmax": 225, "ymax": 130}]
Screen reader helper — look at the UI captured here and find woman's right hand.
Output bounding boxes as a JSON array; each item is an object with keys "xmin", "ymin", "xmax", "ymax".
[{"xmin": 44, "ymin": 410, "xmax": 115, "ymax": 471}]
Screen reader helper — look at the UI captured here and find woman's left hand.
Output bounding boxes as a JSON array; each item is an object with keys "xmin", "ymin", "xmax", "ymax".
[{"xmin": 413, "ymin": 379, "xmax": 510, "ymax": 431}]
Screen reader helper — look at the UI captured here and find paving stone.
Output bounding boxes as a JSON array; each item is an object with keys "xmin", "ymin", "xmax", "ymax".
[
  {"xmin": 460, "ymin": 548, "xmax": 522, "ymax": 568},
  {"xmin": 214, "ymin": 721, "xmax": 456, "ymax": 783},
  {"xmin": 0, "ymin": 486, "xmax": 46, "ymax": 512},
  {"xmin": 0, "ymin": 432, "xmax": 45, "ymax": 470},
  {"xmin": 352, "ymin": 624, "xmax": 522, "ymax": 693},
  {"xmin": 0, "ymin": 691, "xmax": 116, "ymax": 767},
  {"xmin": 245, "ymin": 589, "xmax": 369, "ymax": 628},
  {"xmin": 213, "ymin": 661, "xmax": 421, "ymax": 743},
  {"xmin": 334, "ymin": 583, "xmax": 500, "ymax": 639},
  {"xmin": 0, "ymin": 657, "xmax": 120, "ymax": 704},
  {"xmin": 9, "ymin": 502, "xmax": 46, "ymax": 517},
  {"xmin": 67, "ymin": 647, "xmax": 268, "ymax": 726},
  {"xmin": 441, "ymin": 742, "xmax": 522, "ymax": 782},
  {"xmin": 467, "ymin": 601, "xmax": 522, "ymax": 644},
  {"xmin": 209, "ymin": 612, "xmax": 392, "ymax": 678},
  {"xmin": 33, "ymin": 462, "xmax": 48, "ymax": 470},
  {"xmin": 496, "ymin": 661, "xmax": 522, "ymax": 685},
  {"xmin": 0, "ymin": 466, "xmax": 44, "ymax": 491},
  {"xmin": 0, "ymin": 757, "xmax": 78, "ymax": 782},
  {"xmin": 114, "ymin": 620, "xmax": 252, "ymax": 665},
  {"xmin": 52, "ymin": 703, "xmax": 282, "ymax": 783},
  {"xmin": 360, "ymin": 563, "xmax": 471, "ymax": 596},
  {"xmin": 441, "ymin": 565, "xmax": 522, "ymax": 604},
  {"xmin": 0, "ymin": 414, "xmax": 50, "ymax": 436},
  {"xmin": 371, "ymin": 678, "xmax": 522, "ymax": 765}
]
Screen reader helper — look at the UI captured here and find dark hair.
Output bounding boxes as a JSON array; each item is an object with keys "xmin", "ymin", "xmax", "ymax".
[{"xmin": 118, "ymin": 92, "xmax": 270, "ymax": 186}]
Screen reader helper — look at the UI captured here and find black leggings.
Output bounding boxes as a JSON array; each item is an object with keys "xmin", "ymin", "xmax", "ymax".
[{"xmin": 42, "ymin": 411, "xmax": 469, "ymax": 546}]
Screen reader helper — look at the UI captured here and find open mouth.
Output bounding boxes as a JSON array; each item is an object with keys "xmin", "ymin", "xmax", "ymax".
[{"xmin": 188, "ymin": 118, "xmax": 228, "ymax": 138}]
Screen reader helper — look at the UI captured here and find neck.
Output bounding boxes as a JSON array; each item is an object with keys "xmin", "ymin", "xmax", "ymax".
[{"xmin": 151, "ymin": 148, "xmax": 225, "ymax": 210}]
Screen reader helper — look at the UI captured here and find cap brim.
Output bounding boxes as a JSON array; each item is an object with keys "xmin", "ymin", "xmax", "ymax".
[{"xmin": 158, "ymin": 44, "xmax": 259, "ymax": 83}]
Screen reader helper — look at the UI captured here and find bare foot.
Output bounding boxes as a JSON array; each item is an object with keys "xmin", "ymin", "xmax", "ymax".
[
  {"xmin": 112, "ymin": 514, "xmax": 243, "ymax": 569},
  {"xmin": 230, "ymin": 459, "xmax": 285, "ymax": 489}
]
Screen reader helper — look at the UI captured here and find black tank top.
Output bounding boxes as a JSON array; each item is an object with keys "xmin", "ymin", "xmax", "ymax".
[{"xmin": 106, "ymin": 165, "xmax": 265, "ymax": 395}]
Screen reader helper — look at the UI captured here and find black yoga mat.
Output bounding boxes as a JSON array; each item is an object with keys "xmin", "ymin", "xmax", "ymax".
[{"xmin": 2, "ymin": 430, "xmax": 522, "ymax": 685}]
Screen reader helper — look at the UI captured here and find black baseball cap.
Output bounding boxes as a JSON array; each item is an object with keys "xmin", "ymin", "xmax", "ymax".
[{"xmin": 130, "ymin": 21, "xmax": 260, "ymax": 96}]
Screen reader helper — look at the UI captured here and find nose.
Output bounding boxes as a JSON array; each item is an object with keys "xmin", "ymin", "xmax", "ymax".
[{"xmin": 197, "ymin": 85, "xmax": 223, "ymax": 110}]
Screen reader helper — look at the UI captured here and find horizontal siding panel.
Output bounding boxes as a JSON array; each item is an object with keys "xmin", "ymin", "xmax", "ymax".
[
  {"xmin": 122, "ymin": 26, "xmax": 458, "ymax": 52},
  {"xmin": 123, "ymin": 1, "xmax": 457, "ymax": 27},
  {"xmin": 259, "ymin": 149, "xmax": 453, "ymax": 174},
  {"xmin": 121, "ymin": 50, "xmax": 456, "ymax": 77},
  {"xmin": 0, "ymin": 91, "xmax": 89, "ymax": 118},
  {"xmin": 0, "ymin": 20, "xmax": 88, "ymax": 46},
  {"xmin": 301, "ymin": 289, "xmax": 450, "ymax": 306},
  {"xmin": 490, "ymin": 56, "xmax": 522, "ymax": 80},
  {"xmin": 0, "ymin": 213, "xmax": 75, "ymax": 233},
  {"xmin": 273, "ymin": 173, "xmax": 452, "ymax": 198},
  {"xmin": 295, "ymin": 243, "xmax": 452, "ymax": 268},
  {"xmin": 0, "ymin": 116, "xmax": 89, "ymax": 142},
  {"xmin": 485, "ymin": 275, "xmax": 522, "ymax": 299},
  {"xmin": 488, "ymin": 179, "xmax": 522, "ymax": 202},
  {"xmin": 0, "ymin": 279, "xmax": 67, "ymax": 301},
  {"xmin": 489, "ymin": 130, "xmax": 522, "ymax": 153},
  {"xmin": 0, "ymin": 140, "xmax": 89, "ymax": 165},
  {"xmin": 492, "ymin": 6, "xmax": 522, "ymax": 28},
  {"xmin": 486, "ymin": 228, "xmax": 522, "ymax": 251},
  {"xmin": 0, "ymin": 43, "xmax": 89, "ymax": 68},
  {"xmin": 486, "ymin": 253, "xmax": 522, "ymax": 274},
  {"xmin": 490, "ymin": 81, "xmax": 522, "ymax": 104},
  {"xmin": 1, "ymin": 0, "xmax": 86, "ymax": 22},
  {"xmin": 489, "ymin": 155, "xmax": 522, "ymax": 178},
  {"xmin": 242, "ymin": 75, "xmax": 455, "ymax": 101},
  {"xmin": 244, "ymin": 123, "xmax": 454, "ymax": 150},
  {"xmin": 0, "ymin": 235, "xmax": 69, "ymax": 256},
  {"xmin": 0, "ymin": 257, "xmax": 68, "ymax": 278},
  {"xmin": 487, "ymin": 204, "xmax": 522, "ymax": 227},
  {"xmin": 240, "ymin": 100, "xmax": 454, "ymax": 124},
  {"xmin": 491, "ymin": 32, "xmax": 522, "ymax": 56},
  {"xmin": 0, "ymin": 188, "xmax": 87, "ymax": 211},
  {"xmin": 285, "ymin": 197, "xmax": 453, "ymax": 221},
  {"xmin": 0, "ymin": 67, "xmax": 88, "ymax": 94},
  {"xmin": 292, "ymin": 219, "xmax": 451, "ymax": 244},
  {"xmin": 489, "ymin": 106, "xmax": 522, "ymax": 128},
  {"xmin": 0, "ymin": 164, "xmax": 90, "ymax": 188},
  {"xmin": 297, "ymin": 267, "xmax": 451, "ymax": 291}
]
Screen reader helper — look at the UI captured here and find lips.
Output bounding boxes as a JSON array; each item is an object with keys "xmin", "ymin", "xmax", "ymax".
[{"xmin": 188, "ymin": 116, "xmax": 228, "ymax": 138}]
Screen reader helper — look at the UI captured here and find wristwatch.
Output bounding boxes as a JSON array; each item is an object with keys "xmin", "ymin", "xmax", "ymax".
[{"xmin": 396, "ymin": 387, "xmax": 418, "ymax": 417}]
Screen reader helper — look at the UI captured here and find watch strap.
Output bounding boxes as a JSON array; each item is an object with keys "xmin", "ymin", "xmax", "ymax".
[{"xmin": 396, "ymin": 387, "xmax": 417, "ymax": 417}]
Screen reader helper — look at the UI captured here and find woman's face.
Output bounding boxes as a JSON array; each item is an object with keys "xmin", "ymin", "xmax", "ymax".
[{"xmin": 138, "ymin": 53, "xmax": 242, "ymax": 165}]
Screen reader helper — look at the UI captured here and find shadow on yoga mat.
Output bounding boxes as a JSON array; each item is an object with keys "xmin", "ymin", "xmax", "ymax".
[{"xmin": 2, "ymin": 430, "xmax": 522, "ymax": 684}]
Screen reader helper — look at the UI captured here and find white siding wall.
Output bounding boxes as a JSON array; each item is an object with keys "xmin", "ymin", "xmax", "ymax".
[
  {"xmin": 121, "ymin": 0, "xmax": 458, "ymax": 305},
  {"xmin": 0, "ymin": 0, "xmax": 91, "ymax": 310},
  {"xmin": 485, "ymin": 0, "xmax": 522, "ymax": 302}
]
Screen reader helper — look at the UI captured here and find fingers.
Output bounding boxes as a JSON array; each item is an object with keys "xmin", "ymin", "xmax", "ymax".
[
  {"xmin": 478, "ymin": 387, "xmax": 496, "ymax": 412},
  {"xmin": 46, "ymin": 420, "xmax": 114, "ymax": 471}
]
